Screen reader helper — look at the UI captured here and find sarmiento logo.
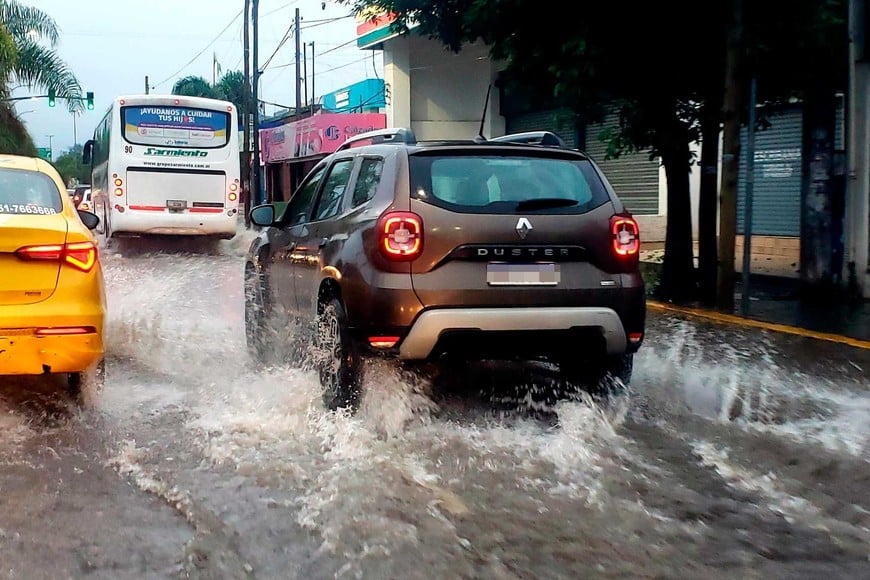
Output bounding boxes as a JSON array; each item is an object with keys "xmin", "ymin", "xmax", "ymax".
[{"xmin": 144, "ymin": 148, "xmax": 208, "ymax": 157}]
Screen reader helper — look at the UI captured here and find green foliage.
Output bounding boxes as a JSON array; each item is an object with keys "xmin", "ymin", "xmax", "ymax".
[
  {"xmin": 172, "ymin": 75, "xmax": 222, "ymax": 99},
  {"xmin": 0, "ymin": 102, "xmax": 37, "ymax": 155},
  {"xmin": 0, "ymin": 0, "xmax": 83, "ymax": 113},
  {"xmin": 215, "ymin": 70, "xmax": 246, "ymax": 113},
  {"xmin": 52, "ymin": 144, "xmax": 89, "ymax": 185},
  {"xmin": 172, "ymin": 71, "xmax": 246, "ymax": 112}
]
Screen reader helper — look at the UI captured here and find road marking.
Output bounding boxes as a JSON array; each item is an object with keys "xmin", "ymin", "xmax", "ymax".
[{"xmin": 647, "ymin": 301, "xmax": 870, "ymax": 350}]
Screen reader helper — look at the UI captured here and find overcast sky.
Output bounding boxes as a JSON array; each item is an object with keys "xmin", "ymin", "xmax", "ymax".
[{"xmin": 15, "ymin": 0, "xmax": 381, "ymax": 156}]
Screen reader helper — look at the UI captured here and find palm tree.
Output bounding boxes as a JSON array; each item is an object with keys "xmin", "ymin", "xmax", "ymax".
[
  {"xmin": 171, "ymin": 75, "xmax": 223, "ymax": 100},
  {"xmin": 172, "ymin": 71, "xmax": 247, "ymax": 114},
  {"xmin": 215, "ymin": 70, "xmax": 246, "ymax": 113},
  {"xmin": 0, "ymin": 0, "xmax": 83, "ymax": 112}
]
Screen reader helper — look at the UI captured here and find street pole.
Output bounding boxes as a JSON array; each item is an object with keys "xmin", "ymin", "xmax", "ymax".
[
  {"xmin": 242, "ymin": 0, "xmax": 252, "ymax": 225},
  {"xmin": 303, "ymin": 41, "xmax": 308, "ymax": 110},
  {"xmin": 73, "ymin": 112, "xmax": 77, "ymax": 146},
  {"xmin": 717, "ymin": 0, "xmax": 743, "ymax": 311},
  {"xmin": 295, "ymin": 8, "xmax": 302, "ymax": 118},
  {"xmin": 145, "ymin": 76, "xmax": 149, "ymax": 95},
  {"xmin": 310, "ymin": 41, "xmax": 315, "ymax": 113},
  {"xmin": 741, "ymin": 77, "xmax": 757, "ymax": 316},
  {"xmin": 252, "ymin": 0, "xmax": 262, "ymax": 206}
]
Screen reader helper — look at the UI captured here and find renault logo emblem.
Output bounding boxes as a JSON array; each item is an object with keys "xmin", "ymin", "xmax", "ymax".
[{"xmin": 516, "ymin": 217, "xmax": 533, "ymax": 239}]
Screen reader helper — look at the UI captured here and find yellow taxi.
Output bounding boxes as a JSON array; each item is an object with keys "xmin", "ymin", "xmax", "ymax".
[{"xmin": 0, "ymin": 154, "xmax": 105, "ymax": 399}]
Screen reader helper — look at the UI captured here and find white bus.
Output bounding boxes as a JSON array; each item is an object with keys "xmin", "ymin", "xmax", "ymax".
[{"xmin": 83, "ymin": 94, "xmax": 241, "ymax": 241}]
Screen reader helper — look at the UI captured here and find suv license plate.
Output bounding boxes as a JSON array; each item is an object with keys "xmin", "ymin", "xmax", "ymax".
[
  {"xmin": 166, "ymin": 199, "xmax": 187, "ymax": 210},
  {"xmin": 486, "ymin": 263, "xmax": 560, "ymax": 286}
]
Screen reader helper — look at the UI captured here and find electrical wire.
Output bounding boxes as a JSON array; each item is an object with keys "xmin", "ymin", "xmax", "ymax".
[{"xmin": 154, "ymin": 8, "xmax": 243, "ymax": 88}]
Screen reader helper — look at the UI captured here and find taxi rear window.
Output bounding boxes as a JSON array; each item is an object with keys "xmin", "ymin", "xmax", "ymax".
[{"xmin": 0, "ymin": 168, "xmax": 63, "ymax": 215}]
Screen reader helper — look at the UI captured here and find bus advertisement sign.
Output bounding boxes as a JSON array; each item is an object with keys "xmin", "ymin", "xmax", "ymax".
[{"xmin": 122, "ymin": 106, "xmax": 229, "ymax": 148}]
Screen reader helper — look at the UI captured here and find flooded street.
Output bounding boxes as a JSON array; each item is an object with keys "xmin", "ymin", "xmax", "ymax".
[{"xmin": 1, "ymin": 234, "xmax": 869, "ymax": 580}]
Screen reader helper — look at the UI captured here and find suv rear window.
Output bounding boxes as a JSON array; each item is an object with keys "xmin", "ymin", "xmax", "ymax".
[
  {"xmin": 409, "ymin": 153, "xmax": 610, "ymax": 214},
  {"xmin": 0, "ymin": 168, "xmax": 63, "ymax": 215}
]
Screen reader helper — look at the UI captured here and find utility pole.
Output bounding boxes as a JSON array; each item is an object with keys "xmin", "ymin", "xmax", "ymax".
[
  {"xmin": 303, "ymin": 42, "xmax": 308, "ymax": 110},
  {"xmin": 145, "ymin": 76, "xmax": 149, "ymax": 95},
  {"xmin": 309, "ymin": 41, "xmax": 315, "ymax": 114},
  {"xmin": 242, "ymin": 0, "xmax": 252, "ymax": 225},
  {"xmin": 252, "ymin": 0, "xmax": 262, "ymax": 206},
  {"xmin": 73, "ymin": 112, "xmax": 77, "ymax": 146},
  {"xmin": 295, "ymin": 8, "xmax": 302, "ymax": 118},
  {"xmin": 717, "ymin": 0, "xmax": 743, "ymax": 311},
  {"xmin": 740, "ymin": 77, "xmax": 758, "ymax": 316}
]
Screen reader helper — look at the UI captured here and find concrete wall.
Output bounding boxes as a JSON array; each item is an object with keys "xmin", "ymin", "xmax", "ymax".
[{"xmin": 383, "ymin": 36, "xmax": 505, "ymax": 141}]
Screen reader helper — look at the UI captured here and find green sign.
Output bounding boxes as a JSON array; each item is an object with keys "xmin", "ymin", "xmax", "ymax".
[{"xmin": 37, "ymin": 147, "xmax": 51, "ymax": 161}]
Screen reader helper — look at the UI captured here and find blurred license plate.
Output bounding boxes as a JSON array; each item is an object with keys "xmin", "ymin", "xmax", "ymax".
[
  {"xmin": 166, "ymin": 199, "xmax": 187, "ymax": 210},
  {"xmin": 486, "ymin": 263, "xmax": 560, "ymax": 286}
]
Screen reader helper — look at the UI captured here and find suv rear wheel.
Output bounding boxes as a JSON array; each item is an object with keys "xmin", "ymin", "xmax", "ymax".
[
  {"xmin": 560, "ymin": 353, "xmax": 633, "ymax": 398},
  {"xmin": 315, "ymin": 297, "xmax": 361, "ymax": 411},
  {"xmin": 245, "ymin": 265, "xmax": 270, "ymax": 364}
]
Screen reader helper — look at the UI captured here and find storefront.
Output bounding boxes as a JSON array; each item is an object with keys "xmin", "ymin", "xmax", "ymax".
[{"xmin": 259, "ymin": 111, "xmax": 387, "ymax": 202}]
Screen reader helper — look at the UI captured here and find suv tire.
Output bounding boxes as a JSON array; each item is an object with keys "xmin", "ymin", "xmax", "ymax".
[
  {"xmin": 245, "ymin": 265, "xmax": 270, "ymax": 364},
  {"xmin": 68, "ymin": 358, "xmax": 106, "ymax": 405},
  {"xmin": 316, "ymin": 297, "xmax": 361, "ymax": 411},
  {"xmin": 561, "ymin": 353, "xmax": 633, "ymax": 398}
]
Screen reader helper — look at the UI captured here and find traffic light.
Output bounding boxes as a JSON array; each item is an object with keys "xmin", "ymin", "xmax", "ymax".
[
  {"xmin": 48, "ymin": 88, "xmax": 56, "ymax": 107},
  {"xmin": 86, "ymin": 91, "xmax": 94, "ymax": 110}
]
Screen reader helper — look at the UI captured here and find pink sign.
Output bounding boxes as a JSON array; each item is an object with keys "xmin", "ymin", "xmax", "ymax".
[{"xmin": 260, "ymin": 112, "xmax": 386, "ymax": 163}]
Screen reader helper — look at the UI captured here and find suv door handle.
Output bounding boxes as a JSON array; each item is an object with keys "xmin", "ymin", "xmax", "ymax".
[{"xmin": 318, "ymin": 237, "xmax": 329, "ymax": 248}]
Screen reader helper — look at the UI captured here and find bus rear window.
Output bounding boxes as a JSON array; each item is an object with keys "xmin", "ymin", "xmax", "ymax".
[{"xmin": 121, "ymin": 105, "xmax": 230, "ymax": 149}]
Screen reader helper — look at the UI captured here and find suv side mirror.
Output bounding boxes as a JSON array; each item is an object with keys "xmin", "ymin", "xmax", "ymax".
[
  {"xmin": 250, "ymin": 204, "xmax": 276, "ymax": 227},
  {"xmin": 82, "ymin": 140, "xmax": 94, "ymax": 165}
]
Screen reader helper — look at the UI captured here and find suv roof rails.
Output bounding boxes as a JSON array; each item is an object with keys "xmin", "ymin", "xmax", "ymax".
[
  {"xmin": 489, "ymin": 131, "xmax": 567, "ymax": 148},
  {"xmin": 336, "ymin": 127, "xmax": 417, "ymax": 151}
]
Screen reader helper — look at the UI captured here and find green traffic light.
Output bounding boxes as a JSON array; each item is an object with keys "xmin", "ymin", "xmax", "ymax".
[
  {"xmin": 86, "ymin": 91, "xmax": 94, "ymax": 110},
  {"xmin": 48, "ymin": 88, "xmax": 56, "ymax": 107}
]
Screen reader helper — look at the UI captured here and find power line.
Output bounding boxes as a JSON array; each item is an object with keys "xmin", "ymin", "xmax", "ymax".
[
  {"xmin": 262, "ymin": 0, "xmax": 301, "ymax": 18},
  {"xmin": 155, "ymin": 8, "xmax": 243, "ymax": 88},
  {"xmin": 300, "ymin": 14, "xmax": 354, "ymax": 29},
  {"xmin": 260, "ymin": 24, "xmax": 294, "ymax": 71}
]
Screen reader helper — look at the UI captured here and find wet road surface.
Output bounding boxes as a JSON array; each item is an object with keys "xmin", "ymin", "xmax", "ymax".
[{"xmin": 1, "ymin": 233, "xmax": 868, "ymax": 579}]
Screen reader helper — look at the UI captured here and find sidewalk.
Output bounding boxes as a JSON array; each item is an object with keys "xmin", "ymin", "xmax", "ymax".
[{"xmin": 640, "ymin": 254, "xmax": 870, "ymax": 347}]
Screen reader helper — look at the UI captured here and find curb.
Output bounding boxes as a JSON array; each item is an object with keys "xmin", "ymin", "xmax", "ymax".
[{"xmin": 647, "ymin": 300, "xmax": 870, "ymax": 351}]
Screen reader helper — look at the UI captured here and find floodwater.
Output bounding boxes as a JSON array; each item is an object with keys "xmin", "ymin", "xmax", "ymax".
[{"xmin": 1, "ymin": 231, "xmax": 868, "ymax": 579}]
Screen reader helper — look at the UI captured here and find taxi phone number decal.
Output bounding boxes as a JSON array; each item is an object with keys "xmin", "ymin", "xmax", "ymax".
[{"xmin": 0, "ymin": 204, "xmax": 58, "ymax": 215}]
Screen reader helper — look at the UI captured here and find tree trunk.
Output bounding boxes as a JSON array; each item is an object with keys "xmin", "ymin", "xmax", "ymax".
[
  {"xmin": 800, "ymin": 89, "xmax": 844, "ymax": 300},
  {"xmin": 698, "ymin": 100, "xmax": 722, "ymax": 307},
  {"xmin": 658, "ymin": 134, "xmax": 697, "ymax": 303}
]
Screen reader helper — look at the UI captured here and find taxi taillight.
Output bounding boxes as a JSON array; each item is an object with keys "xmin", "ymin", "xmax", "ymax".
[{"xmin": 15, "ymin": 241, "xmax": 98, "ymax": 273}]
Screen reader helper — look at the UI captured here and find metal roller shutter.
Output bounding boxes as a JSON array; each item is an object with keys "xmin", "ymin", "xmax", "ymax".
[
  {"xmin": 583, "ymin": 114, "xmax": 660, "ymax": 215},
  {"xmin": 737, "ymin": 106, "xmax": 802, "ymax": 236},
  {"xmin": 505, "ymin": 109, "xmax": 578, "ymax": 150}
]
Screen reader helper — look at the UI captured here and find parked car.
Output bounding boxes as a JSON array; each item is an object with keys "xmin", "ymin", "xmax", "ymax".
[
  {"xmin": 0, "ymin": 156, "xmax": 105, "ymax": 400},
  {"xmin": 245, "ymin": 128, "xmax": 645, "ymax": 410}
]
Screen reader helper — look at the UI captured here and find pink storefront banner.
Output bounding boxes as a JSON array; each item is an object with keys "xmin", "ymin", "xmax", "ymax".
[{"xmin": 260, "ymin": 112, "xmax": 386, "ymax": 163}]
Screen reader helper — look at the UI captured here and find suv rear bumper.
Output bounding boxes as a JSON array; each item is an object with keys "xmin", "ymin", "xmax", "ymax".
[{"xmin": 397, "ymin": 307, "xmax": 627, "ymax": 360}]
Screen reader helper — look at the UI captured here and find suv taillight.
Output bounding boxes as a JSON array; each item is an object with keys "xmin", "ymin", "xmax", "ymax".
[
  {"xmin": 15, "ymin": 241, "xmax": 98, "ymax": 272},
  {"xmin": 377, "ymin": 211, "xmax": 423, "ymax": 261},
  {"xmin": 611, "ymin": 215, "xmax": 639, "ymax": 257}
]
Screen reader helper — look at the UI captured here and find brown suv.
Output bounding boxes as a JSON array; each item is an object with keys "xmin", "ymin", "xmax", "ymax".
[{"xmin": 245, "ymin": 128, "xmax": 645, "ymax": 409}]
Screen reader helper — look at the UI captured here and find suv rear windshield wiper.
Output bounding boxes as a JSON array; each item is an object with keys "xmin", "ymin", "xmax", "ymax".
[{"xmin": 514, "ymin": 198, "xmax": 579, "ymax": 211}]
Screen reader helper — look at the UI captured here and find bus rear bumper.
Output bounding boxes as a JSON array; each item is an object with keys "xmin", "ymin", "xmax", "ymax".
[{"xmin": 111, "ymin": 208, "xmax": 239, "ymax": 238}]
